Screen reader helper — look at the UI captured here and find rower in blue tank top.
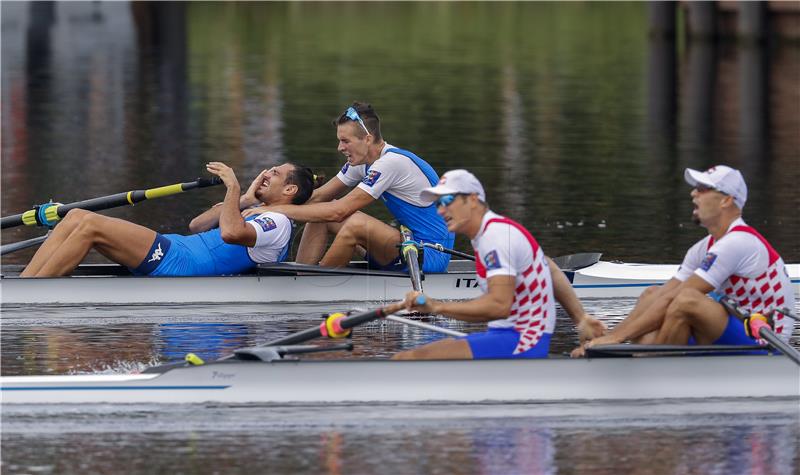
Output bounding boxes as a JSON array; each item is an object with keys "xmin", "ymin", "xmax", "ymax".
[
  {"xmin": 246, "ymin": 102, "xmax": 455, "ymax": 273},
  {"xmin": 21, "ymin": 162, "xmax": 321, "ymax": 278}
]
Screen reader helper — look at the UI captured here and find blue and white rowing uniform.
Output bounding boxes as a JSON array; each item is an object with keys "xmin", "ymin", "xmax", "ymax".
[
  {"xmin": 130, "ymin": 211, "xmax": 292, "ymax": 276},
  {"xmin": 463, "ymin": 210, "xmax": 556, "ymax": 359},
  {"xmin": 675, "ymin": 217, "xmax": 795, "ymax": 345},
  {"xmin": 336, "ymin": 143, "xmax": 455, "ymax": 273}
]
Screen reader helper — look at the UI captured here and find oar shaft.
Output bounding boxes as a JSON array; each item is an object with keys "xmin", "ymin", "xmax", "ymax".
[
  {"xmin": 422, "ymin": 242, "xmax": 475, "ymax": 261},
  {"xmin": 0, "ymin": 235, "xmax": 49, "ymax": 256},
  {"xmin": 385, "ymin": 314, "xmax": 466, "ymax": 337},
  {"xmin": 400, "ymin": 227, "xmax": 423, "ymax": 292},
  {"xmin": 262, "ymin": 302, "xmax": 406, "ymax": 348},
  {"xmin": 1, "ymin": 177, "xmax": 222, "ymax": 229},
  {"xmin": 720, "ymin": 296, "xmax": 800, "ymax": 365}
]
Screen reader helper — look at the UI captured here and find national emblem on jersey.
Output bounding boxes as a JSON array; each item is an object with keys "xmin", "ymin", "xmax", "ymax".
[
  {"xmin": 340, "ymin": 163, "xmax": 350, "ymax": 174},
  {"xmin": 700, "ymin": 252, "xmax": 717, "ymax": 271},
  {"xmin": 483, "ymin": 250, "xmax": 502, "ymax": 270},
  {"xmin": 362, "ymin": 170, "xmax": 382, "ymax": 187},
  {"xmin": 254, "ymin": 216, "xmax": 277, "ymax": 232}
]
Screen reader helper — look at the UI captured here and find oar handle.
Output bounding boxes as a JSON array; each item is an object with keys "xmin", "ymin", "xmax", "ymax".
[
  {"xmin": 1, "ymin": 177, "xmax": 222, "ymax": 229},
  {"xmin": 719, "ymin": 296, "xmax": 800, "ymax": 366}
]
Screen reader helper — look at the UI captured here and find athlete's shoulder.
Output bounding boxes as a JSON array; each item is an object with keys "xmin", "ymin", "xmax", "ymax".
[{"xmin": 251, "ymin": 211, "xmax": 291, "ymax": 233}]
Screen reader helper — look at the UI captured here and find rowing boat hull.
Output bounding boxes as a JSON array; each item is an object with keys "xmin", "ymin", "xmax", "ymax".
[
  {"xmin": 2, "ymin": 355, "xmax": 798, "ymax": 404},
  {"xmin": 2, "ymin": 261, "xmax": 797, "ymax": 305}
]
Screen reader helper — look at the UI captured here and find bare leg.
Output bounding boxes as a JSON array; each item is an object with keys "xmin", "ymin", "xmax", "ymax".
[
  {"xmin": 295, "ymin": 221, "xmax": 341, "ymax": 265},
  {"xmin": 319, "ymin": 212, "xmax": 401, "ymax": 267},
  {"xmin": 655, "ymin": 288, "xmax": 729, "ymax": 344},
  {"xmin": 28, "ymin": 211, "xmax": 158, "ymax": 277},
  {"xmin": 392, "ymin": 338, "xmax": 473, "ymax": 360},
  {"xmin": 22, "ymin": 209, "xmax": 88, "ymax": 276}
]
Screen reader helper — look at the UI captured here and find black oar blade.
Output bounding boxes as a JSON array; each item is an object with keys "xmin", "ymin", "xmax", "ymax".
[{"xmin": 552, "ymin": 252, "xmax": 602, "ymax": 271}]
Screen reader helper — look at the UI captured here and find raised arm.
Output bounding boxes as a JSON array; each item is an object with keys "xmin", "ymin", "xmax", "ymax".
[
  {"xmin": 189, "ymin": 169, "xmax": 268, "ymax": 233},
  {"xmin": 205, "ymin": 162, "xmax": 256, "ymax": 246}
]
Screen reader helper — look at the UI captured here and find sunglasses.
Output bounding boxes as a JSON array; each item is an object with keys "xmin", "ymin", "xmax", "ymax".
[
  {"xmin": 436, "ymin": 194, "xmax": 462, "ymax": 208},
  {"xmin": 344, "ymin": 107, "xmax": 370, "ymax": 135}
]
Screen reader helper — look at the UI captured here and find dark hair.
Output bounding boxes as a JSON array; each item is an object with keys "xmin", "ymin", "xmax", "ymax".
[
  {"xmin": 334, "ymin": 101, "xmax": 382, "ymax": 141},
  {"xmin": 285, "ymin": 164, "xmax": 325, "ymax": 205}
]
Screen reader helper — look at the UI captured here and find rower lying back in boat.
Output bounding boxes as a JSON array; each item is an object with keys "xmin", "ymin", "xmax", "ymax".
[{"xmin": 19, "ymin": 163, "xmax": 322, "ymax": 278}]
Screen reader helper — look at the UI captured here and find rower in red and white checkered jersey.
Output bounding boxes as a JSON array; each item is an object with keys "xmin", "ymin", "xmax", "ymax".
[
  {"xmin": 575, "ymin": 165, "xmax": 795, "ymax": 356},
  {"xmin": 393, "ymin": 170, "xmax": 606, "ymax": 360},
  {"xmin": 674, "ymin": 216, "xmax": 795, "ymax": 343}
]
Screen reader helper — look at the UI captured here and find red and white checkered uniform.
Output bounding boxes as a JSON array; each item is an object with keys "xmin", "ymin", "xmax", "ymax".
[
  {"xmin": 472, "ymin": 211, "xmax": 556, "ymax": 354},
  {"xmin": 675, "ymin": 218, "xmax": 795, "ymax": 342}
]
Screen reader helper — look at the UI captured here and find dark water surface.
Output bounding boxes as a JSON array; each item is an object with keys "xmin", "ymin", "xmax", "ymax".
[{"xmin": 2, "ymin": 2, "xmax": 799, "ymax": 474}]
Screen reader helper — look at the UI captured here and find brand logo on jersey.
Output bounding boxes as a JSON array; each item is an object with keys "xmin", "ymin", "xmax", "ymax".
[
  {"xmin": 254, "ymin": 216, "xmax": 277, "ymax": 232},
  {"xmin": 700, "ymin": 252, "xmax": 717, "ymax": 271},
  {"xmin": 362, "ymin": 170, "xmax": 382, "ymax": 187},
  {"xmin": 483, "ymin": 250, "xmax": 502, "ymax": 270},
  {"xmin": 147, "ymin": 243, "xmax": 164, "ymax": 263},
  {"xmin": 340, "ymin": 163, "xmax": 350, "ymax": 174}
]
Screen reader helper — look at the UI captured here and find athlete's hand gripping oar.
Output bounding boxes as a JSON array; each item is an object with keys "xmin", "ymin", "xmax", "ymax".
[
  {"xmin": 400, "ymin": 226, "xmax": 423, "ymax": 292},
  {"xmin": 387, "ymin": 293, "xmax": 467, "ymax": 337},
  {"xmin": 719, "ymin": 296, "xmax": 800, "ymax": 366},
  {"xmin": 1, "ymin": 177, "xmax": 223, "ymax": 230}
]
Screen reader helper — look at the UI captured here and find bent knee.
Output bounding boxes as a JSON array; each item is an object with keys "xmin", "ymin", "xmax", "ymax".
[{"xmin": 666, "ymin": 288, "xmax": 707, "ymax": 316}]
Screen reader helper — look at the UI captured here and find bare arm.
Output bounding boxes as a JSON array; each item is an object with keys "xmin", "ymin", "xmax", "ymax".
[
  {"xmin": 547, "ymin": 257, "xmax": 605, "ymax": 341},
  {"xmin": 307, "ymin": 176, "xmax": 349, "ymax": 203},
  {"xmin": 206, "ymin": 162, "xmax": 257, "ymax": 247},
  {"xmin": 265, "ymin": 187, "xmax": 375, "ymax": 223},
  {"xmin": 403, "ymin": 275, "xmax": 516, "ymax": 323},
  {"xmin": 189, "ymin": 169, "xmax": 268, "ymax": 233}
]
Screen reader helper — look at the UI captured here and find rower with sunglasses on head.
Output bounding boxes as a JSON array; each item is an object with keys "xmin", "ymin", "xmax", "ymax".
[
  {"xmin": 245, "ymin": 102, "xmax": 454, "ymax": 273},
  {"xmin": 394, "ymin": 170, "xmax": 605, "ymax": 360},
  {"xmin": 573, "ymin": 165, "xmax": 795, "ymax": 357}
]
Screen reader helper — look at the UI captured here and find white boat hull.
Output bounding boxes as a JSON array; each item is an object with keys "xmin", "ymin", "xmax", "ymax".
[
  {"xmin": 2, "ymin": 355, "xmax": 797, "ymax": 404},
  {"xmin": 2, "ymin": 261, "xmax": 797, "ymax": 305}
]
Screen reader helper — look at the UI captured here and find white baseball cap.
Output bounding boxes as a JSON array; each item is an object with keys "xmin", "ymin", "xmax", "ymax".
[
  {"xmin": 420, "ymin": 169, "xmax": 486, "ymax": 202},
  {"xmin": 684, "ymin": 165, "xmax": 747, "ymax": 209}
]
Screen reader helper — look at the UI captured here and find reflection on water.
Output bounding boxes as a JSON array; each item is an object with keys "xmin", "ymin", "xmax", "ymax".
[{"xmin": 2, "ymin": 400, "xmax": 798, "ymax": 475}]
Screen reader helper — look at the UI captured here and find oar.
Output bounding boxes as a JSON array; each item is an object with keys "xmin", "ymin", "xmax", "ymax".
[
  {"xmin": 551, "ymin": 252, "xmax": 602, "ymax": 271},
  {"xmin": 719, "ymin": 296, "xmax": 800, "ymax": 366},
  {"xmin": 385, "ymin": 314, "xmax": 466, "ymax": 337},
  {"xmin": 421, "ymin": 242, "xmax": 475, "ymax": 261},
  {"xmin": 400, "ymin": 226, "xmax": 423, "ymax": 292},
  {"xmin": 0, "ymin": 234, "xmax": 49, "ymax": 256},
  {"xmin": 1, "ymin": 176, "xmax": 222, "ymax": 229}
]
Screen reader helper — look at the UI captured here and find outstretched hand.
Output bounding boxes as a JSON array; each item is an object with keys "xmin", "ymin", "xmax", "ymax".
[
  {"xmin": 577, "ymin": 316, "xmax": 606, "ymax": 343},
  {"xmin": 206, "ymin": 162, "xmax": 239, "ymax": 189}
]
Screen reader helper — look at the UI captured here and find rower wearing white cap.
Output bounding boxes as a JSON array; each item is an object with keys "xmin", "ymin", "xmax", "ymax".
[
  {"xmin": 575, "ymin": 165, "xmax": 795, "ymax": 355},
  {"xmin": 394, "ymin": 169, "xmax": 605, "ymax": 360}
]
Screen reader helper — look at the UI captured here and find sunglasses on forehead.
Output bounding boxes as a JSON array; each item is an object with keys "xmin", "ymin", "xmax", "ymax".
[{"xmin": 344, "ymin": 107, "xmax": 370, "ymax": 135}]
